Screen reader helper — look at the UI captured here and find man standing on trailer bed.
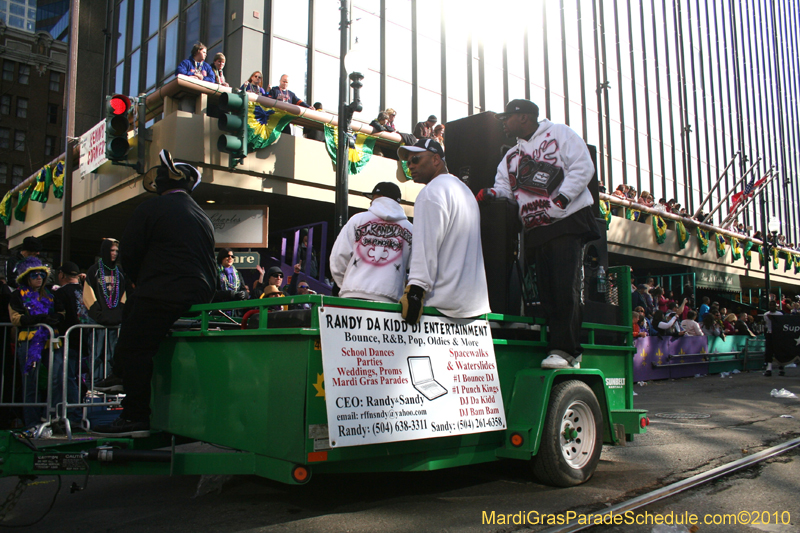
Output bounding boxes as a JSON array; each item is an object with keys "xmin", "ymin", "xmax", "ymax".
[
  {"xmin": 477, "ymin": 99, "xmax": 598, "ymax": 369},
  {"xmin": 397, "ymin": 139, "xmax": 490, "ymax": 323},
  {"xmin": 91, "ymin": 150, "xmax": 217, "ymax": 438}
]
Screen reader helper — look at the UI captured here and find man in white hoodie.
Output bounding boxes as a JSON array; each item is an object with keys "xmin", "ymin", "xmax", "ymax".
[
  {"xmin": 398, "ymin": 139, "xmax": 491, "ymax": 323},
  {"xmin": 330, "ymin": 182, "xmax": 413, "ymax": 302},
  {"xmin": 477, "ymin": 99, "xmax": 599, "ymax": 369}
]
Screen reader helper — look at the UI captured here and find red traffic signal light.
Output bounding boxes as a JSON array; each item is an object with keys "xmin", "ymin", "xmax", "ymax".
[
  {"xmin": 108, "ymin": 94, "xmax": 131, "ymax": 116},
  {"xmin": 106, "ymin": 94, "xmax": 133, "ymax": 161}
]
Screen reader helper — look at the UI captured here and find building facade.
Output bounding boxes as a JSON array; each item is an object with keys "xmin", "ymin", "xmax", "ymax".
[{"xmin": 0, "ymin": 20, "xmax": 66, "ymax": 197}]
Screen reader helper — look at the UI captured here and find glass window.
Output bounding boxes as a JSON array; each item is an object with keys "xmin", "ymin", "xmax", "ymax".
[
  {"xmin": 352, "ymin": 8, "xmax": 380, "ymax": 76},
  {"xmin": 163, "ymin": 18, "xmax": 178, "ymax": 77},
  {"xmin": 0, "ymin": 128, "xmax": 9, "ymax": 149},
  {"xmin": 273, "ymin": 0, "xmax": 308, "ymax": 44},
  {"xmin": 49, "ymin": 71, "xmax": 60, "ymax": 91},
  {"xmin": 314, "ymin": 0, "xmax": 340, "ymax": 55},
  {"xmin": 9, "ymin": 2, "xmax": 21, "ymax": 15},
  {"xmin": 14, "ymin": 130, "xmax": 25, "ymax": 151},
  {"xmin": 8, "ymin": 15, "xmax": 23, "ymax": 29},
  {"xmin": 312, "ymin": 51, "xmax": 339, "ymax": 114},
  {"xmin": 482, "ymin": 40, "xmax": 504, "ymax": 114},
  {"xmin": 386, "ymin": 77, "xmax": 412, "ymax": 132},
  {"xmin": 0, "ymin": 95, "xmax": 9, "ymax": 115},
  {"xmin": 207, "ymin": 0, "xmax": 224, "ymax": 47},
  {"xmin": 0, "ymin": 163, "xmax": 7, "ymax": 185},
  {"xmin": 12, "ymin": 165, "xmax": 24, "ymax": 187},
  {"xmin": 418, "ymin": 34, "xmax": 441, "ymax": 93},
  {"xmin": 131, "ymin": 0, "xmax": 143, "ymax": 51},
  {"xmin": 148, "ymin": 0, "xmax": 160, "ymax": 36},
  {"xmin": 129, "ymin": 49, "xmax": 140, "ymax": 95},
  {"xmin": 270, "ymin": 39, "xmax": 309, "ymax": 101},
  {"xmin": 386, "ymin": 0, "xmax": 411, "ymax": 82},
  {"xmin": 145, "ymin": 36, "xmax": 158, "ymax": 89},
  {"xmin": 418, "ymin": 88, "xmax": 441, "ymax": 128},
  {"xmin": 15, "ymin": 97, "xmax": 26, "ymax": 118},
  {"xmin": 45, "ymin": 136, "xmax": 55, "ymax": 157},
  {"xmin": 165, "ymin": 0, "xmax": 178, "ymax": 20},
  {"xmin": 115, "ymin": 62, "xmax": 125, "ymax": 94},
  {"xmin": 184, "ymin": 1, "xmax": 201, "ymax": 60},
  {"xmin": 117, "ymin": 0, "xmax": 128, "ymax": 63},
  {"xmin": 18, "ymin": 64, "xmax": 29, "ymax": 84},
  {"xmin": 446, "ymin": 98, "xmax": 469, "ymax": 123},
  {"xmin": 2, "ymin": 62, "xmax": 13, "ymax": 81}
]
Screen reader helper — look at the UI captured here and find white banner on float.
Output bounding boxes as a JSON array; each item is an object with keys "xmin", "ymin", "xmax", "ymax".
[{"xmin": 318, "ymin": 307, "xmax": 506, "ymax": 448}]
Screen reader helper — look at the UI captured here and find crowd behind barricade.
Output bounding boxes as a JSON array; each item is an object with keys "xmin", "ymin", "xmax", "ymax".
[{"xmin": 178, "ymin": 42, "xmax": 443, "ymax": 149}]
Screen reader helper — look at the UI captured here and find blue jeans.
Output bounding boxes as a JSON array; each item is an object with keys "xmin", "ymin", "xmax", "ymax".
[
  {"xmin": 51, "ymin": 346, "xmax": 80, "ymax": 422},
  {"xmin": 16, "ymin": 342, "xmax": 45, "ymax": 428}
]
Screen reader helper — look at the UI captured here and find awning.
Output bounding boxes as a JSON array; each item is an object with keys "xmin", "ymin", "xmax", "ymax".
[{"xmin": 691, "ymin": 267, "xmax": 741, "ymax": 292}]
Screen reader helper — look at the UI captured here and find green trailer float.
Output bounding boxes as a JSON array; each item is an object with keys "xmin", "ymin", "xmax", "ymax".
[{"xmin": 0, "ymin": 266, "xmax": 647, "ymax": 488}]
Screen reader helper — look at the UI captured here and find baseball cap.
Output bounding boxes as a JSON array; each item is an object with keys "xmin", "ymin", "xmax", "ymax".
[
  {"xmin": 58, "ymin": 261, "xmax": 80, "ymax": 276},
  {"xmin": 636, "ymin": 284, "xmax": 647, "ymax": 290},
  {"xmin": 427, "ymin": 115, "xmax": 438, "ymax": 122},
  {"xmin": 365, "ymin": 182, "xmax": 402, "ymax": 202},
  {"xmin": 495, "ymin": 99, "xmax": 540, "ymax": 120},
  {"xmin": 397, "ymin": 139, "xmax": 445, "ymax": 161}
]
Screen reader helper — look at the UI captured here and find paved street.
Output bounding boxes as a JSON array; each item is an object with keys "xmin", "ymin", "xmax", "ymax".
[{"xmin": 1, "ymin": 368, "xmax": 798, "ymax": 533}]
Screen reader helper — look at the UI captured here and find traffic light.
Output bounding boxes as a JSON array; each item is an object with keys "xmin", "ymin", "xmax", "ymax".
[
  {"xmin": 106, "ymin": 94, "xmax": 133, "ymax": 161},
  {"xmin": 217, "ymin": 89, "xmax": 248, "ymax": 168}
]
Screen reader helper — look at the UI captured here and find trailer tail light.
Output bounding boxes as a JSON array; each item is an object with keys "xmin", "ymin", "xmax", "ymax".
[
  {"xmin": 640, "ymin": 417, "xmax": 650, "ymax": 428},
  {"xmin": 292, "ymin": 465, "xmax": 310, "ymax": 483},
  {"xmin": 510, "ymin": 433, "xmax": 524, "ymax": 447}
]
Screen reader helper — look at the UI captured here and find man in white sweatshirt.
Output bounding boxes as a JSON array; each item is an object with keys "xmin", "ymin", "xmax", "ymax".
[
  {"xmin": 330, "ymin": 182, "xmax": 413, "ymax": 302},
  {"xmin": 397, "ymin": 139, "xmax": 491, "ymax": 323},
  {"xmin": 477, "ymin": 99, "xmax": 599, "ymax": 369}
]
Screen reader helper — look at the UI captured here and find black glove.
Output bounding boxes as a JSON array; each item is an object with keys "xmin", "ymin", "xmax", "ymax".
[
  {"xmin": 45, "ymin": 313, "xmax": 62, "ymax": 326},
  {"xmin": 476, "ymin": 188, "xmax": 497, "ymax": 202},
  {"xmin": 400, "ymin": 285, "xmax": 425, "ymax": 324},
  {"xmin": 233, "ymin": 291, "xmax": 248, "ymax": 301},
  {"xmin": 331, "ymin": 282, "xmax": 341, "ymax": 297},
  {"xmin": 20, "ymin": 314, "xmax": 47, "ymax": 327},
  {"xmin": 553, "ymin": 194, "xmax": 571, "ymax": 209}
]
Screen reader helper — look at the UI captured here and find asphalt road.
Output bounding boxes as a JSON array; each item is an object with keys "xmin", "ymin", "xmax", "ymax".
[{"xmin": 1, "ymin": 367, "xmax": 798, "ymax": 533}]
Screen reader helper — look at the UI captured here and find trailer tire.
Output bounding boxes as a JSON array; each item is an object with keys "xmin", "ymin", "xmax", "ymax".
[{"xmin": 530, "ymin": 380, "xmax": 603, "ymax": 487}]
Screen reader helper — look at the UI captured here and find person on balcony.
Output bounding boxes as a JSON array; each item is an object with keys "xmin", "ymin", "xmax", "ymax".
[
  {"xmin": 210, "ymin": 53, "xmax": 230, "ymax": 87},
  {"xmin": 176, "ymin": 42, "xmax": 215, "ymax": 83},
  {"xmin": 214, "ymin": 248, "xmax": 248, "ymax": 302},
  {"xmin": 241, "ymin": 71, "xmax": 267, "ymax": 96}
]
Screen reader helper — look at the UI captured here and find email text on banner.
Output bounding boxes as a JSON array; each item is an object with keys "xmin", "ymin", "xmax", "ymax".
[{"xmin": 318, "ymin": 307, "xmax": 506, "ymax": 448}]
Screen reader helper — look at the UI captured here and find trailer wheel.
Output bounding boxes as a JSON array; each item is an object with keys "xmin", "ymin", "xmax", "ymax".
[{"xmin": 530, "ymin": 380, "xmax": 603, "ymax": 487}]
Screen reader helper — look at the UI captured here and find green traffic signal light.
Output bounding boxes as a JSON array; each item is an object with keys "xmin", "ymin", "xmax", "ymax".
[{"xmin": 217, "ymin": 90, "xmax": 248, "ymax": 168}]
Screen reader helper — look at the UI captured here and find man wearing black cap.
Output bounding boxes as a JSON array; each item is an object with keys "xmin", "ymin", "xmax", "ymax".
[
  {"xmin": 92, "ymin": 150, "xmax": 217, "ymax": 438},
  {"xmin": 413, "ymin": 115, "xmax": 438, "ymax": 140},
  {"xmin": 330, "ymin": 182, "xmax": 413, "ymax": 303},
  {"xmin": 477, "ymin": 99, "xmax": 598, "ymax": 369},
  {"xmin": 398, "ymin": 139, "xmax": 490, "ymax": 323}
]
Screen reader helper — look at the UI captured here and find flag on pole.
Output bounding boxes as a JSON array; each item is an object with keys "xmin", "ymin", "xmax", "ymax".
[
  {"xmin": 715, "ymin": 233, "xmax": 727, "ymax": 257},
  {"xmin": 30, "ymin": 165, "xmax": 52, "ymax": 204},
  {"xmin": 729, "ymin": 173, "xmax": 768, "ymax": 212},
  {"xmin": 52, "ymin": 160, "xmax": 65, "ymax": 199},
  {"xmin": 248, "ymin": 102, "xmax": 294, "ymax": 150},
  {"xmin": 651, "ymin": 214, "xmax": 667, "ymax": 244},
  {"xmin": 730, "ymin": 236, "xmax": 742, "ymax": 262},
  {"xmin": 697, "ymin": 228, "xmax": 709, "ymax": 254},
  {"xmin": 0, "ymin": 191, "xmax": 13, "ymax": 225},
  {"xmin": 324, "ymin": 125, "xmax": 377, "ymax": 175},
  {"xmin": 743, "ymin": 240, "xmax": 754, "ymax": 264},
  {"xmin": 676, "ymin": 220, "xmax": 689, "ymax": 249},
  {"xmin": 599, "ymin": 200, "xmax": 611, "ymax": 229},
  {"xmin": 14, "ymin": 182, "xmax": 34, "ymax": 222}
]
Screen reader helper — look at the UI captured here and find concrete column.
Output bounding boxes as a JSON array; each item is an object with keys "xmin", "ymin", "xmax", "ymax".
[{"xmin": 225, "ymin": 0, "xmax": 267, "ymax": 90}]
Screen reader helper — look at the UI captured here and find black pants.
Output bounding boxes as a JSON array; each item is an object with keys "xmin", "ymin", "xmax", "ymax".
[
  {"xmin": 528, "ymin": 234, "xmax": 584, "ymax": 363},
  {"xmin": 764, "ymin": 332, "xmax": 775, "ymax": 364},
  {"xmin": 116, "ymin": 296, "xmax": 190, "ymax": 422}
]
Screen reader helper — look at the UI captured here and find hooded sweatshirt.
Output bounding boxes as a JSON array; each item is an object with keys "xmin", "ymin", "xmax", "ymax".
[
  {"xmin": 84, "ymin": 239, "xmax": 127, "ymax": 326},
  {"xmin": 493, "ymin": 119, "xmax": 595, "ymax": 232},
  {"xmin": 330, "ymin": 196, "xmax": 413, "ymax": 303}
]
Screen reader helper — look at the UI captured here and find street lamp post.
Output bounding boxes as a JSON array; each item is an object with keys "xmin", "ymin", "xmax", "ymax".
[
  {"xmin": 762, "ymin": 211, "xmax": 780, "ymax": 309},
  {"xmin": 334, "ymin": 1, "xmax": 366, "ymax": 237}
]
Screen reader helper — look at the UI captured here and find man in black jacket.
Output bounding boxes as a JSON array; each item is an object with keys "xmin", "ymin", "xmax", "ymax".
[{"xmin": 92, "ymin": 150, "xmax": 216, "ymax": 437}]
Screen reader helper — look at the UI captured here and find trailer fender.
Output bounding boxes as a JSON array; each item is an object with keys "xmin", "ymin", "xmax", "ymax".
[{"xmin": 496, "ymin": 368, "xmax": 613, "ymax": 460}]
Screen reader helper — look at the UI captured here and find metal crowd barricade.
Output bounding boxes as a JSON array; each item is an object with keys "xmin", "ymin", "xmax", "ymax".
[
  {"xmin": 56, "ymin": 324, "xmax": 121, "ymax": 440},
  {"xmin": 0, "ymin": 321, "xmax": 58, "ymax": 438}
]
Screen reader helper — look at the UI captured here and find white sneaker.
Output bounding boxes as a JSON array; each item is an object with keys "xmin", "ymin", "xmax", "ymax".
[{"xmin": 541, "ymin": 354, "xmax": 581, "ymax": 369}]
